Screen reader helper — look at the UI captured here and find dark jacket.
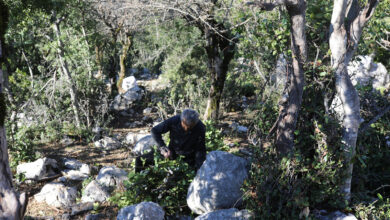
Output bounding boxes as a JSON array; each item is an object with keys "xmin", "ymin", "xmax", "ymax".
[{"xmin": 151, "ymin": 115, "xmax": 206, "ymax": 169}]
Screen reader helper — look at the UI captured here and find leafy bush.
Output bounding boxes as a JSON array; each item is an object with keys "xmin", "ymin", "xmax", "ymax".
[
  {"xmin": 110, "ymin": 150, "xmax": 196, "ymax": 216},
  {"xmin": 353, "ymin": 194, "xmax": 390, "ymax": 220},
  {"xmin": 8, "ymin": 125, "xmax": 40, "ymax": 167},
  {"xmin": 204, "ymin": 120, "xmax": 229, "ymax": 152}
]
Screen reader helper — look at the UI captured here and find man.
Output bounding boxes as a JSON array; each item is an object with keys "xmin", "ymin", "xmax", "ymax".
[{"xmin": 135, "ymin": 109, "xmax": 206, "ymax": 172}]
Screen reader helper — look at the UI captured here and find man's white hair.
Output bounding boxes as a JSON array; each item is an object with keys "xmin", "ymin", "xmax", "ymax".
[{"xmin": 181, "ymin": 109, "xmax": 199, "ymax": 126}]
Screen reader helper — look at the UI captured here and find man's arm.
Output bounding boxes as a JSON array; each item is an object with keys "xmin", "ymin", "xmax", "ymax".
[
  {"xmin": 195, "ymin": 124, "xmax": 206, "ymax": 170},
  {"xmin": 151, "ymin": 116, "xmax": 175, "ymax": 150}
]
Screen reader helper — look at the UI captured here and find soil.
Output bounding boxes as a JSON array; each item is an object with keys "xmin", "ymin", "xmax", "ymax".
[{"xmin": 15, "ymin": 78, "xmax": 255, "ymax": 220}]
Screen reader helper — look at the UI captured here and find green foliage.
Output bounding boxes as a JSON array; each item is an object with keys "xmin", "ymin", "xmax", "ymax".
[
  {"xmin": 358, "ymin": 0, "xmax": 390, "ymax": 67},
  {"xmin": 243, "ymin": 146, "xmax": 344, "ymax": 219},
  {"xmin": 110, "ymin": 150, "xmax": 196, "ymax": 216},
  {"xmin": 204, "ymin": 120, "xmax": 229, "ymax": 152},
  {"xmin": 8, "ymin": 125, "xmax": 40, "ymax": 167},
  {"xmin": 354, "ymin": 195, "xmax": 390, "ymax": 220}
]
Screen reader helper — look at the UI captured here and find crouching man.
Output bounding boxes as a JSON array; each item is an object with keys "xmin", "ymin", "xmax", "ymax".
[{"xmin": 135, "ymin": 109, "xmax": 206, "ymax": 172}]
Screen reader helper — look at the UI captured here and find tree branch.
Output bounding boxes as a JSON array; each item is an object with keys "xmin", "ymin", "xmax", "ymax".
[{"xmin": 359, "ymin": 104, "xmax": 390, "ymax": 134}]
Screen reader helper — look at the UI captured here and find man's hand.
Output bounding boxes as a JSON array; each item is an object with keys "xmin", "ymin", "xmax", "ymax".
[{"xmin": 160, "ymin": 147, "xmax": 171, "ymax": 159}]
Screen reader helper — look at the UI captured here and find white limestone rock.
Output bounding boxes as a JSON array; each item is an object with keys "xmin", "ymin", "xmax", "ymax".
[
  {"xmin": 187, "ymin": 151, "xmax": 249, "ymax": 214},
  {"xmin": 34, "ymin": 182, "xmax": 77, "ymax": 208},
  {"xmin": 132, "ymin": 135, "xmax": 157, "ymax": 155},
  {"xmin": 117, "ymin": 202, "xmax": 164, "ymax": 220},
  {"xmin": 195, "ymin": 208, "xmax": 252, "ymax": 220},
  {"xmin": 81, "ymin": 180, "xmax": 110, "ymax": 203},
  {"xmin": 96, "ymin": 166, "xmax": 128, "ymax": 189},
  {"xmin": 17, "ymin": 157, "xmax": 58, "ymax": 180}
]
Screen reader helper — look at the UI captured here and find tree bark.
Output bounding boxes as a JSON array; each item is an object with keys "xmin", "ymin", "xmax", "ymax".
[
  {"xmin": 0, "ymin": 3, "xmax": 28, "ymax": 217},
  {"xmin": 203, "ymin": 21, "xmax": 235, "ymax": 121},
  {"xmin": 52, "ymin": 14, "xmax": 81, "ymax": 129},
  {"xmin": 117, "ymin": 35, "xmax": 132, "ymax": 94},
  {"xmin": 329, "ymin": 0, "xmax": 379, "ymax": 201},
  {"xmin": 275, "ymin": 0, "xmax": 307, "ymax": 155}
]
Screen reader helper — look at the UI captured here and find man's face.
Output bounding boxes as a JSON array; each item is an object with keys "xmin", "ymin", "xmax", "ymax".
[{"xmin": 181, "ymin": 120, "xmax": 195, "ymax": 132}]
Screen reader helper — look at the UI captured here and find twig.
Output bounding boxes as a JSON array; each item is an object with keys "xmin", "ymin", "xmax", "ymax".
[{"xmin": 359, "ymin": 104, "xmax": 390, "ymax": 134}]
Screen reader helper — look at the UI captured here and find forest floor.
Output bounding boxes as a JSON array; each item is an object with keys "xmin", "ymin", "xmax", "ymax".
[{"xmin": 16, "ymin": 78, "xmax": 255, "ymax": 220}]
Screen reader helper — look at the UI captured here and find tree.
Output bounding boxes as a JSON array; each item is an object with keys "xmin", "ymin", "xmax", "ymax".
[
  {"xmin": 329, "ymin": 0, "xmax": 379, "ymax": 201},
  {"xmin": 99, "ymin": 0, "xmax": 244, "ymax": 120},
  {"xmin": 250, "ymin": 0, "xmax": 308, "ymax": 154},
  {"xmin": 0, "ymin": 1, "xmax": 27, "ymax": 218}
]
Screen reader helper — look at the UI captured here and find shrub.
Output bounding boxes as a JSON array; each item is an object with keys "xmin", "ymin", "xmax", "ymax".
[{"xmin": 110, "ymin": 150, "xmax": 196, "ymax": 216}]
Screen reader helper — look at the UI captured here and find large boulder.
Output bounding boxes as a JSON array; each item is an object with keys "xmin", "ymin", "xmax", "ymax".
[
  {"xmin": 94, "ymin": 136, "xmax": 121, "ymax": 150},
  {"xmin": 117, "ymin": 202, "xmax": 164, "ymax": 220},
  {"xmin": 17, "ymin": 157, "xmax": 58, "ymax": 180},
  {"xmin": 194, "ymin": 208, "xmax": 252, "ymax": 220},
  {"xmin": 34, "ymin": 182, "xmax": 77, "ymax": 208},
  {"xmin": 81, "ymin": 180, "xmax": 110, "ymax": 203},
  {"xmin": 96, "ymin": 166, "xmax": 128, "ymax": 189},
  {"xmin": 132, "ymin": 135, "xmax": 157, "ymax": 155},
  {"xmin": 187, "ymin": 151, "xmax": 249, "ymax": 214}
]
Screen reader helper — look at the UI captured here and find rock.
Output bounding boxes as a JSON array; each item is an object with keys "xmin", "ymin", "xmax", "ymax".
[
  {"xmin": 85, "ymin": 214, "xmax": 104, "ymax": 220},
  {"xmin": 270, "ymin": 54, "xmax": 288, "ymax": 92},
  {"xmin": 143, "ymin": 107, "xmax": 153, "ymax": 114},
  {"xmin": 61, "ymin": 158, "xmax": 90, "ymax": 181},
  {"xmin": 17, "ymin": 157, "xmax": 58, "ymax": 180},
  {"xmin": 117, "ymin": 202, "xmax": 164, "ymax": 220},
  {"xmin": 62, "ymin": 158, "xmax": 83, "ymax": 170},
  {"xmin": 111, "ymin": 86, "xmax": 143, "ymax": 111},
  {"xmin": 187, "ymin": 151, "xmax": 249, "ymax": 214},
  {"xmin": 133, "ymin": 135, "xmax": 157, "ymax": 155},
  {"xmin": 96, "ymin": 166, "xmax": 128, "ymax": 189},
  {"xmin": 81, "ymin": 180, "xmax": 110, "ymax": 203},
  {"xmin": 331, "ymin": 55, "xmax": 389, "ymax": 119},
  {"xmin": 124, "ymin": 132, "xmax": 149, "ymax": 145},
  {"xmin": 34, "ymin": 182, "xmax": 77, "ymax": 208},
  {"xmin": 62, "ymin": 213, "xmax": 71, "ymax": 220},
  {"xmin": 348, "ymin": 55, "xmax": 389, "ymax": 90},
  {"xmin": 194, "ymin": 208, "xmax": 252, "ymax": 220},
  {"xmin": 230, "ymin": 122, "xmax": 248, "ymax": 134},
  {"xmin": 71, "ymin": 202, "xmax": 94, "ymax": 216},
  {"xmin": 62, "ymin": 165, "xmax": 90, "ymax": 181},
  {"xmin": 315, "ymin": 211, "xmax": 357, "ymax": 220},
  {"xmin": 122, "ymin": 76, "xmax": 138, "ymax": 92},
  {"xmin": 94, "ymin": 136, "xmax": 121, "ymax": 150}
]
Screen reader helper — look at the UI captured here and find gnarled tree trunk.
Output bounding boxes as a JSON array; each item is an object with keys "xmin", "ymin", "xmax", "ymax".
[
  {"xmin": 203, "ymin": 20, "xmax": 235, "ymax": 121},
  {"xmin": 0, "ymin": 2, "xmax": 28, "ymax": 217},
  {"xmin": 275, "ymin": 0, "xmax": 307, "ymax": 155},
  {"xmin": 251, "ymin": 0, "xmax": 308, "ymax": 155},
  {"xmin": 329, "ymin": 0, "xmax": 379, "ymax": 201}
]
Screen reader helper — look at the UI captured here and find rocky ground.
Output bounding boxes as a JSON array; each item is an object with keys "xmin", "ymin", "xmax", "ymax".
[{"xmin": 14, "ymin": 77, "xmax": 254, "ymax": 220}]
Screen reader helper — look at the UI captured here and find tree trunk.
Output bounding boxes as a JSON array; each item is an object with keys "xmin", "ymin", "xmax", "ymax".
[
  {"xmin": 117, "ymin": 35, "xmax": 132, "ymax": 94},
  {"xmin": 203, "ymin": 25, "xmax": 235, "ymax": 121},
  {"xmin": 0, "ymin": 3, "xmax": 28, "ymax": 217},
  {"xmin": 275, "ymin": 0, "xmax": 307, "ymax": 155},
  {"xmin": 329, "ymin": 0, "xmax": 379, "ymax": 201},
  {"xmin": 95, "ymin": 44, "xmax": 104, "ymax": 79},
  {"xmin": 53, "ymin": 16, "xmax": 81, "ymax": 129}
]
